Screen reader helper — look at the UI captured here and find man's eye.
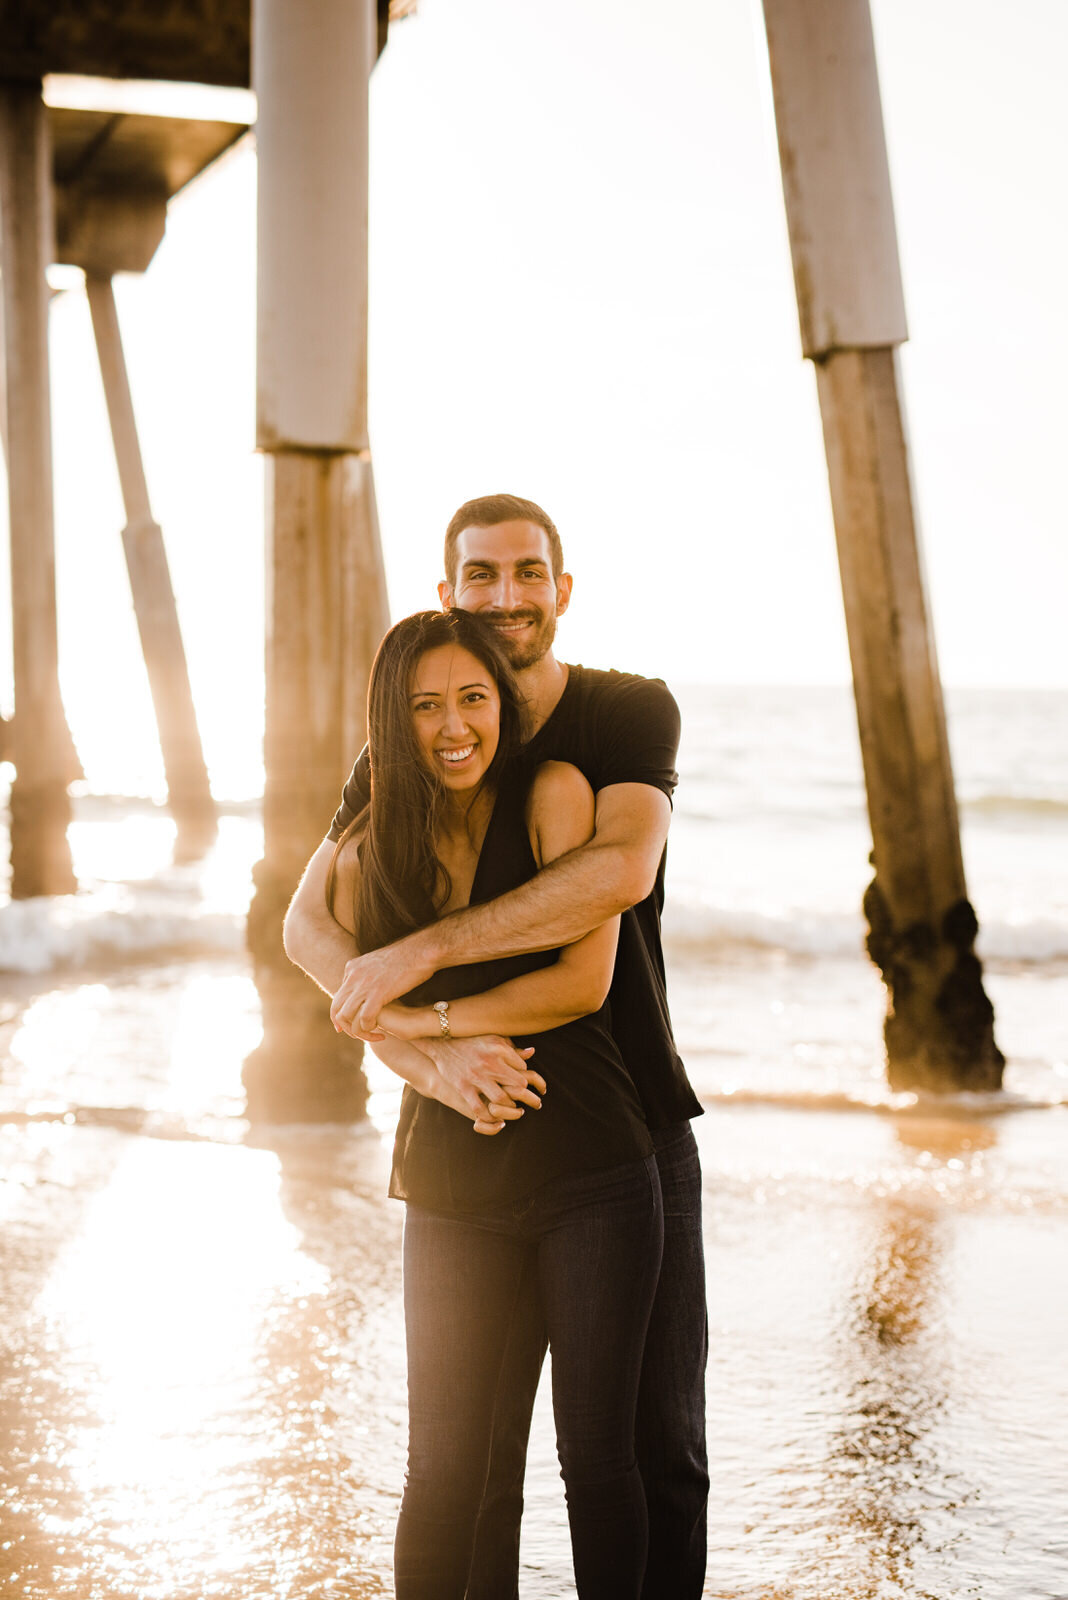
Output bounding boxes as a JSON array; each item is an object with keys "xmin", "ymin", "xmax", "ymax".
[
  {"xmin": 468, "ymin": 570, "xmax": 492, "ymax": 581},
  {"xmin": 521, "ymin": 570, "xmax": 544, "ymax": 580}
]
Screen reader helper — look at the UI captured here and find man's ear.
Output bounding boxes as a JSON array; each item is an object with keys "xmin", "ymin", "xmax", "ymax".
[
  {"xmin": 555, "ymin": 572, "xmax": 573, "ymax": 617},
  {"xmin": 438, "ymin": 580, "xmax": 454, "ymax": 611}
]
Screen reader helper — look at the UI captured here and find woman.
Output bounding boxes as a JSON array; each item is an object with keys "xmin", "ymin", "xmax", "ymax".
[{"xmin": 328, "ymin": 609, "xmax": 662, "ymax": 1599}]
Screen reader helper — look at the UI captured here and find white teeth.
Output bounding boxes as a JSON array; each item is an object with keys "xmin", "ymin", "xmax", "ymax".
[{"xmin": 438, "ymin": 745, "xmax": 475, "ymax": 763}]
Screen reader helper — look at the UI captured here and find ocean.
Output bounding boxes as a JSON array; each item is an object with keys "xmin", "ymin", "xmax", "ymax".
[
  {"xmin": 666, "ymin": 685, "xmax": 1068, "ymax": 1116},
  {"xmin": 1, "ymin": 684, "xmax": 1066, "ymax": 1598}
]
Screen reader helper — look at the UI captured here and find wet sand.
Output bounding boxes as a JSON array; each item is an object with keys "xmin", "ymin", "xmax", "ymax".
[{"xmin": 2, "ymin": 955, "xmax": 1067, "ymax": 1599}]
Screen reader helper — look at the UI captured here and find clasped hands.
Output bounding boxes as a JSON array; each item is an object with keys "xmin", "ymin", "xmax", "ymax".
[{"xmin": 330, "ymin": 945, "xmax": 546, "ymax": 1137}]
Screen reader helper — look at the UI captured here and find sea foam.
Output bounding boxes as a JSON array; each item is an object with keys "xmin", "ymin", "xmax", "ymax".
[
  {"xmin": 2, "ymin": 880, "xmax": 1064, "ymax": 976},
  {"xmin": 663, "ymin": 896, "xmax": 1068, "ymax": 965},
  {"xmin": 0, "ymin": 886, "xmax": 244, "ymax": 975}
]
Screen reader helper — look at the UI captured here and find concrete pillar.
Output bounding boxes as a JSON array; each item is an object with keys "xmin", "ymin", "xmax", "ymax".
[
  {"xmin": 760, "ymin": 0, "xmax": 1002, "ymax": 1090},
  {"xmin": 85, "ymin": 273, "xmax": 217, "ymax": 858},
  {"xmin": 0, "ymin": 81, "xmax": 77, "ymax": 897},
  {"xmin": 245, "ymin": 0, "xmax": 390, "ymax": 1121}
]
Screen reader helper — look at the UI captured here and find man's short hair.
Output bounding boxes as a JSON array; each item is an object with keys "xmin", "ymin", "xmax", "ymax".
[{"xmin": 444, "ymin": 494, "xmax": 564, "ymax": 587}]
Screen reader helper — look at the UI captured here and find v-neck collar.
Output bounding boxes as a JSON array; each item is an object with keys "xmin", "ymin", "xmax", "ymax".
[{"xmin": 459, "ymin": 782, "xmax": 503, "ymax": 911}]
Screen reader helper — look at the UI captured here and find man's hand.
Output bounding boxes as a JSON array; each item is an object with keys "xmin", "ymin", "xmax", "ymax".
[
  {"xmin": 330, "ymin": 939, "xmax": 437, "ymax": 1039},
  {"xmin": 418, "ymin": 1034, "xmax": 547, "ymax": 1126}
]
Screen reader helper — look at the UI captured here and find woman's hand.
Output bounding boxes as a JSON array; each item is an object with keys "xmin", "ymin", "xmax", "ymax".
[
  {"xmin": 415, "ymin": 1035, "xmax": 546, "ymax": 1136},
  {"xmin": 375, "ymin": 1009, "xmax": 547, "ymax": 1138},
  {"xmin": 419, "ymin": 1035, "xmax": 545, "ymax": 1116}
]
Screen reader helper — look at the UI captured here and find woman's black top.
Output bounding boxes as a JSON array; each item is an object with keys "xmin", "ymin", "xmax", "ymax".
[
  {"xmin": 331, "ymin": 664, "xmax": 701, "ymax": 1131},
  {"xmin": 389, "ymin": 766, "xmax": 652, "ymax": 1214}
]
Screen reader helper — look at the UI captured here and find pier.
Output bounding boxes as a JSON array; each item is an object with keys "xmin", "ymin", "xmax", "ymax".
[{"xmin": 0, "ymin": 0, "xmax": 1005, "ymax": 1096}]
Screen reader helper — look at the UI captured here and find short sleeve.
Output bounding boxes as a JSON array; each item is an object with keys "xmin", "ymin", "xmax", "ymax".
[
  {"xmin": 327, "ymin": 747, "xmax": 371, "ymax": 841},
  {"xmin": 594, "ymin": 677, "xmax": 680, "ymax": 800}
]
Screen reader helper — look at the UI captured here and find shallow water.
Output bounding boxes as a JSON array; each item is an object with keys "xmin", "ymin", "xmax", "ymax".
[{"xmin": 3, "ymin": 954, "xmax": 1067, "ymax": 1598}]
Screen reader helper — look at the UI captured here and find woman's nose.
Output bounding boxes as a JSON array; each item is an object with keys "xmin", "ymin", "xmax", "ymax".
[{"xmin": 441, "ymin": 703, "xmax": 469, "ymax": 738}]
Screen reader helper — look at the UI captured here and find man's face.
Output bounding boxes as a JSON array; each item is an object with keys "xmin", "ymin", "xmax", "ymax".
[{"xmin": 439, "ymin": 520, "xmax": 572, "ymax": 671}]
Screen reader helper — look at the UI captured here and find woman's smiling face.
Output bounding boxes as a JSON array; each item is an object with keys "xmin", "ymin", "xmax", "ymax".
[{"xmin": 409, "ymin": 643, "xmax": 502, "ymax": 790}]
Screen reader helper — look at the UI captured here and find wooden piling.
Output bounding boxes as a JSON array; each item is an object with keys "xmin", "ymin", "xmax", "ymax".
[
  {"xmin": 246, "ymin": 451, "xmax": 388, "ymax": 1121},
  {"xmin": 0, "ymin": 250, "xmax": 7, "ymax": 458},
  {"xmin": 85, "ymin": 273, "xmax": 216, "ymax": 856},
  {"xmin": 760, "ymin": 0, "xmax": 1003, "ymax": 1089},
  {"xmin": 1, "ymin": 295, "xmax": 10, "ymax": 769},
  {"xmin": 245, "ymin": 0, "xmax": 389, "ymax": 1121},
  {"xmin": 0, "ymin": 80, "xmax": 77, "ymax": 897}
]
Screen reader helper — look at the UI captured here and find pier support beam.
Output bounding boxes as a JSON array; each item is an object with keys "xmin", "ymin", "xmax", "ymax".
[
  {"xmin": 0, "ymin": 81, "xmax": 77, "ymax": 897},
  {"xmin": 86, "ymin": 273, "xmax": 216, "ymax": 858},
  {"xmin": 761, "ymin": 0, "xmax": 1003, "ymax": 1089},
  {"xmin": 245, "ymin": 0, "xmax": 389, "ymax": 1121}
]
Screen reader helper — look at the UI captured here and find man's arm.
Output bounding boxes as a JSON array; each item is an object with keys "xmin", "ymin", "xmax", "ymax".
[
  {"xmin": 378, "ymin": 763, "xmax": 621, "ymax": 1042},
  {"xmin": 282, "ymin": 838, "xmax": 357, "ymax": 997},
  {"xmin": 330, "ymin": 782, "xmax": 671, "ymax": 1039},
  {"xmin": 282, "ymin": 837, "xmax": 545, "ymax": 1114}
]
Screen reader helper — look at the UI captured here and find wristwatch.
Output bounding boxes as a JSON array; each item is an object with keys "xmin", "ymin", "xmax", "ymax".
[{"xmin": 433, "ymin": 1000, "xmax": 451, "ymax": 1038}]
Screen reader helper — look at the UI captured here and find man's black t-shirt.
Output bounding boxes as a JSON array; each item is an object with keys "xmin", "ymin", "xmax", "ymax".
[{"xmin": 327, "ymin": 664, "xmax": 702, "ymax": 1130}]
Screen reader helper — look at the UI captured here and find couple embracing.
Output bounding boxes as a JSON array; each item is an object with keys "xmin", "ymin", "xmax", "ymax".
[{"xmin": 284, "ymin": 493, "xmax": 708, "ymax": 1599}]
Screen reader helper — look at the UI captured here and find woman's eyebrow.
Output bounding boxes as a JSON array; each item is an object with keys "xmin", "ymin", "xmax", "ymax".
[{"xmin": 409, "ymin": 679, "xmax": 490, "ymax": 698}]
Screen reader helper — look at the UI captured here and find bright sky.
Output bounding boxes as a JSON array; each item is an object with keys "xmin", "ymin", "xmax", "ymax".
[{"xmin": 1, "ymin": 0, "xmax": 1065, "ymax": 796}]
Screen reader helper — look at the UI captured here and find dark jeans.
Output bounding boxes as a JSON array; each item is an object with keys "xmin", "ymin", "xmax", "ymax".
[
  {"xmin": 395, "ymin": 1155, "xmax": 664, "ymax": 1600},
  {"xmin": 466, "ymin": 1121, "xmax": 709, "ymax": 1600}
]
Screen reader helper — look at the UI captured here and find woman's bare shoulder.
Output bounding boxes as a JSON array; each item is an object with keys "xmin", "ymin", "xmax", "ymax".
[
  {"xmin": 528, "ymin": 760, "xmax": 593, "ymax": 808},
  {"xmin": 525, "ymin": 761, "xmax": 596, "ymax": 866},
  {"xmin": 328, "ymin": 823, "xmax": 368, "ymax": 936}
]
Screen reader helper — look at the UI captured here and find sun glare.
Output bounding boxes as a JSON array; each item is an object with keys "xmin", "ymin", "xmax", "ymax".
[{"xmin": 35, "ymin": 1139, "xmax": 328, "ymax": 1585}]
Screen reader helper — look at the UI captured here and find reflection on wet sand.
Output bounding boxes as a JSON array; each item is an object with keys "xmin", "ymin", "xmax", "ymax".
[
  {"xmin": 5, "ymin": 967, "xmax": 1068, "ymax": 1599},
  {"xmin": 814, "ymin": 1118, "xmax": 997, "ymax": 1599},
  {"xmin": 825, "ymin": 1197, "xmax": 958, "ymax": 1596},
  {"xmin": 0, "ymin": 1308, "xmax": 96, "ymax": 1596},
  {"xmin": 4, "ymin": 1125, "xmax": 408, "ymax": 1598},
  {"xmin": 1, "ymin": 966, "xmax": 404, "ymax": 1598},
  {"xmin": 701, "ymin": 1099, "xmax": 1068, "ymax": 1600}
]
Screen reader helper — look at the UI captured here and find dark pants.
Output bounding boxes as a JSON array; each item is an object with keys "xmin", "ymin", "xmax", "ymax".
[
  {"xmin": 466, "ymin": 1121, "xmax": 709, "ymax": 1600},
  {"xmin": 395, "ymin": 1155, "xmax": 664, "ymax": 1600}
]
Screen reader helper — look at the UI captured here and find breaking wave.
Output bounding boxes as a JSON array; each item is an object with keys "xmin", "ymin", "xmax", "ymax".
[
  {"xmin": 960, "ymin": 792, "xmax": 1068, "ymax": 820},
  {"xmin": 2, "ymin": 885, "xmax": 1065, "ymax": 977},
  {"xmin": 664, "ymin": 898, "xmax": 1068, "ymax": 965},
  {"xmin": 0, "ymin": 886, "xmax": 244, "ymax": 975},
  {"xmin": 699, "ymin": 1083, "xmax": 1068, "ymax": 1116}
]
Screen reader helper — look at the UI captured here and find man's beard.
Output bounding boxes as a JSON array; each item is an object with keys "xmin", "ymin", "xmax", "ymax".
[{"xmin": 486, "ymin": 608, "xmax": 558, "ymax": 670}]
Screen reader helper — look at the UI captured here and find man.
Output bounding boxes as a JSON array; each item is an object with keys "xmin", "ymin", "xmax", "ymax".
[{"xmin": 283, "ymin": 493, "xmax": 709, "ymax": 1598}]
